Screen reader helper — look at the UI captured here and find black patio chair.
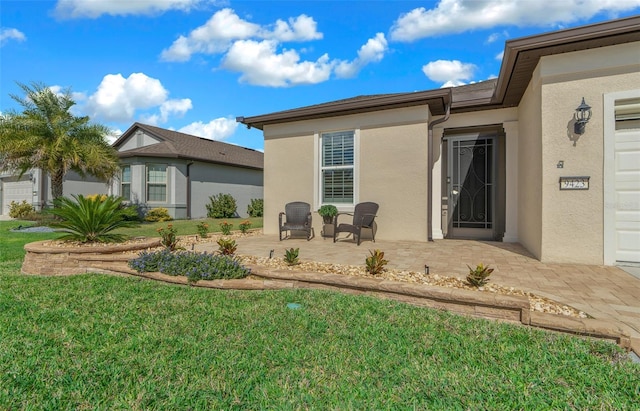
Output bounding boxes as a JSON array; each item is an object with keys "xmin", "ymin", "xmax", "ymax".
[
  {"xmin": 279, "ymin": 201, "xmax": 313, "ymax": 241},
  {"xmin": 333, "ymin": 202, "xmax": 379, "ymax": 245}
]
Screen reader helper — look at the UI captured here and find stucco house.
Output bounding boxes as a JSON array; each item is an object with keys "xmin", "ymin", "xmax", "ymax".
[
  {"xmin": 111, "ymin": 123, "xmax": 263, "ymax": 219},
  {"xmin": 238, "ymin": 16, "xmax": 640, "ymax": 266},
  {"xmin": 0, "ymin": 171, "xmax": 110, "ymax": 216},
  {"xmin": 0, "ymin": 123, "xmax": 264, "ymax": 219}
]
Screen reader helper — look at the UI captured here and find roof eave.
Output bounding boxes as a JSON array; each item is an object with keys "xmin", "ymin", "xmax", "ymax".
[
  {"xmin": 118, "ymin": 151, "xmax": 263, "ymax": 170},
  {"xmin": 493, "ymin": 15, "xmax": 640, "ymax": 106},
  {"xmin": 238, "ymin": 89, "xmax": 451, "ymax": 130}
]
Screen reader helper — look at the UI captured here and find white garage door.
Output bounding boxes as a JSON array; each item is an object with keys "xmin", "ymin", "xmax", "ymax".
[
  {"xmin": 614, "ymin": 105, "xmax": 640, "ymax": 263},
  {"xmin": 2, "ymin": 180, "xmax": 33, "ymax": 215}
]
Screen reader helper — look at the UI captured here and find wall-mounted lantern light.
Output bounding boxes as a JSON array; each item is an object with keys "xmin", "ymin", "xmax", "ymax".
[{"xmin": 574, "ymin": 97, "xmax": 592, "ymax": 135}]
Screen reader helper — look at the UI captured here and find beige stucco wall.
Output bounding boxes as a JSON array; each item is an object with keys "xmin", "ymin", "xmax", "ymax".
[
  {"xmin": 537, "ymin": 41, "xmax": 640, "ymax": 264},
  {"xmin": 517, "ymin": 67, "xmax": 544, "ymax": 259},
  {"xmin": 263, "ymin": 106, "xmax": 430, "ymax": 241}
]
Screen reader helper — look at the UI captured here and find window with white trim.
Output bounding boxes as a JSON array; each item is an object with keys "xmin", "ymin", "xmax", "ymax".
[
  {"xmin": 146, "ymin": 164, "xmax": 167, "ymax": 202},
  {"xmin": 321, "ymin": 130, "xmax": 354, "ymax": 204},
  {"xmin": 120, "ymin": 165, "xmax": 131, "ymax": 201}
]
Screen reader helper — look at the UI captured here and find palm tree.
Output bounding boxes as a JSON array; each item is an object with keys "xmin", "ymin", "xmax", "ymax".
[{"xmin": 0, "ymin": 82, "xmax": 119, "ymax": 201}]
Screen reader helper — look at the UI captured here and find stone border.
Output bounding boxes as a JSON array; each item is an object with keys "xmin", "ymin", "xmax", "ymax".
[
  {"xmin": 22, "ymin": 239, "xmax": 161, "ymax": 276},
  {"xmin": 21, "ymin": 240, "xmax": 637, "ymax": 354}
]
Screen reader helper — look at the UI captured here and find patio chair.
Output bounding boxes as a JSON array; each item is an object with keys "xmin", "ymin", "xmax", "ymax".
[
  {"xmin": 333, "ymin": 202, "xmax": 379, "ymax": 245},
  {"xmin": 279, "ymin": 201, "xmax": 313, "ymax": 241}
]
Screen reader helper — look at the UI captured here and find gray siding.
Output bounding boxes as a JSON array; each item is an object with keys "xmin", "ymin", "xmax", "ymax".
[
  {"xmin": 190, "ymin": 162, "xmax": 263, "ymax": 219},
  {"xmin": 117, "ymin": 157, "xmax": 263, "ymax": 219}
]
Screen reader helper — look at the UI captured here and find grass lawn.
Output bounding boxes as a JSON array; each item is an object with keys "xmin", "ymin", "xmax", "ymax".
[
  {"xmin": 1, "ymin": 220, "xmax": 639, "ymax": 409},
  {"xmin": 114, "ymin": 216, "xmax": 263, "ymax": 238}
]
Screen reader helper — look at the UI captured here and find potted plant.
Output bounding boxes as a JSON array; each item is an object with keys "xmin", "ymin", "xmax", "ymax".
[{"xmin": 318, "ymin": 205, "xmax": 338, "ymax": 224}]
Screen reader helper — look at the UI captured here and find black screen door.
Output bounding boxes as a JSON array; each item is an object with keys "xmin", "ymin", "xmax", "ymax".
[{"xmin": 447, "ymin": 135, "xmax": 496, "ymax": 240}]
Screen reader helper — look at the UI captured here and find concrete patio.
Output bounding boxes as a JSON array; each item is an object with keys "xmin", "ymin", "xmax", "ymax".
[{"xmin": 196, "ymin": 233, "xmax": 640, "ymax": 343}]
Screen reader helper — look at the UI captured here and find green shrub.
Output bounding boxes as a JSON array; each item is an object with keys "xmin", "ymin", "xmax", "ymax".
[
  {"xmin": 128, "ymin": 249, "xmax": 250, "ymax": 283},
  {"xmin": 365, "ymin": 249, "xmax": 388, "ymax": 275},
  {"xmin": 247, "ymin": 198, "xmax": 264, "ymax": 217},
  {"xmin": 9, "ymin": 200, "xmax": 35, "ymax": 219},
  {"xmin": 239, "ymin": 219, "xmax": 252, "ymax": 234},
  {"xmin": 206, "ymin": 193, "xmax": 237, "ymax": 218},
  {"xmin": 157, "ymin": 224, "xmax": 179, "ymax": 251},
  {"xmin": 47, "ymin": 194, "xmax": 138, "ymax": 243},
  {"xmin": 196, "ymin": 221, "xmax": 210, "ymax": 239},
  {"xmin": 284, "ymin": 248, "xmax": 300, "ymax": 266},
  {"xmin": 121, "ymin": 203, "xmax": 144, "ymax": 222},
  {"xmin": 466, "ymin": 263, "xmax": 494, "ymax": 287},
  {"xmin": 144, "ymin": 207, "xmax": 172, "ymax": 222},
  {"xmin": 217, "ymin": 238, "xmax": 237, "ymax": 255},
  {"xmin": 219, "ymin": 221, "xmax": 233, "ymax": 235}
]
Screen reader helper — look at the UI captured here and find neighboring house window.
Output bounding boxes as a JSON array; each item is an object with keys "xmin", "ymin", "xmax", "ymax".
[
  {"xmin": 121, "ymin": 166, "xmax": 131, "ymax": 201},
  {"xmin": 321, "ymin": 130, "xmax": 354, "ymax": 204},
  {"xmin": 146, "ymin": 164, "xmax": 167, "ymax": 202}
]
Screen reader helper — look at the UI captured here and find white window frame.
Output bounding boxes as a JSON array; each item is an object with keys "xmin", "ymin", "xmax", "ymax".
[
  {"xmin": 120, "ymin": 165, "xmax": 131, "ymax": 201},
  {"xmin": 146, "ymin": 163, "xmax": 167, "ymax": 203},
  {"xmin": 314, "ymin": 129, "xmax": 359, "ymax": 212}
]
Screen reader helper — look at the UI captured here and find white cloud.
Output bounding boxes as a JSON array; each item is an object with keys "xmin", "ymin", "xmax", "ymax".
[
  {"xmin": 267, "ymin": 15, "xmax": 323, "ymax": 42},
  {"xmin": 221, "ymin": 40, "xmax": 333, "ymax": 87},
  {"xmin": 162, "ymin": 8, "xmax": 390, "ymax": 87},
  {"xmin": 161, "ymin": 8, "xmax": 322, "ymax": 62},
  {"xmin": 54, "ymin": 0, "xmax": 203, "ymax": 19},
  {"xmin": 0, "ymin": 28, "xmax": 26, "ymax": 45},
  {"xmin": 335, "ymin": 33, "xmax": 388, "ymax": 78},
  {"xmin": 390, "ymin": 0, "xmax": 640, "ymax": 41},
  {"xmin": 486, "ymin": 33, "xmax": 500, "ymax": 43},
  {"xmin": 85, "ymin": 72, "xmax": 191, "ymax": 123},
  {"xmin": 178, "ymin": 117, "xmax": 238, "ymax": 141},
  {"xmin": 141, "ymin": 98, "xmax": 193, "ymax": 125},
  {"xmin": 106, "ymin": 128, "xmax": 123, "ymax": 145},
  {"xmin": 422, "ymin": 59, "xmax": 477, "ymax": 87},
  {"xmin": 495, "ymin": 50, "xmax": 504, "ymax": 61}
]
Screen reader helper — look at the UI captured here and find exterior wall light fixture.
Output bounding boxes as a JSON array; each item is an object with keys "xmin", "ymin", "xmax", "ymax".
[{"xmin": 574, "ymin": 97, "xmax": 592, "ymax": 135}]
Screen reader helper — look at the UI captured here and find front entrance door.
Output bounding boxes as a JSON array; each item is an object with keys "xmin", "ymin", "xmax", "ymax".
[{"xmin": 447, "ymin": 134, "xmax": 496, "ymax": 240}]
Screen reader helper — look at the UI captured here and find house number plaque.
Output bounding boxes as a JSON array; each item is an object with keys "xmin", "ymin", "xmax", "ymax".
[{"xmin": 559, "ymin": 176, "xmax": 590, "ymax": 190}]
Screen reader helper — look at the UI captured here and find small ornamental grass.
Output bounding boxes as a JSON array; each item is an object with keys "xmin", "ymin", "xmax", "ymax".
[
  {"xmin": 284, "ymin": 247, "xmax": 300, "ymax": 266},
  {"xmin": 128, "ymin": 249, "xmax": 250, "ymax": 283},
  {"xmin": 47, "ymin": 194, "xmax": 138, "ymax": 243}
]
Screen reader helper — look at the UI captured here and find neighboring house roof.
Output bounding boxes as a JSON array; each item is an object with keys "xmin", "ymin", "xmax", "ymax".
[
  {"xmin": 239, "ymin": 15, "xmax": 640, "ymax": 130},
  {"xmin": 113, "ymin": 123, "xmax": 263, "ymax": 170}
]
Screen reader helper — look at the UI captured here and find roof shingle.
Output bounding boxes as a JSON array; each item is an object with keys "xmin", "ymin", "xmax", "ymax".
[{"xmin": 114, "ymin": 123, "xmax": 263, "ymax": 170}]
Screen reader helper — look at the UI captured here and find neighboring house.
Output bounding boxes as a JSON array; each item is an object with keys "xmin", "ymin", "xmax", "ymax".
[
  {"xmin": 0, "ymin": 123, "xmax": 264, "ymax": 219},
  {"xmin": 111, "ymin": 123, "xmax": 263, "ymax": 219},
  {"xmin": 0, "ymin": 170, "xmax": 110, "ymax": 215},
  {"xmin": 238, "ymin": 16, "xmax": 640, "ymax": 266}
]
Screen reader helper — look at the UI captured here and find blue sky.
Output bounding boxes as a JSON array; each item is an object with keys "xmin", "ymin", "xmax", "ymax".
[{"xmin": 2, "ymin": 1, "xmax": 639, "ymax": 151}]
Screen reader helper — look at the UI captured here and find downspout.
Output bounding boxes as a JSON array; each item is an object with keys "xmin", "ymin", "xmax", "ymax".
[
  {"xmin": 427, "ymin": 92, "xmax": 452, "ymax": 241},
  {"xmin": 186, "ymin": 162, "xmax": 193, "ymax": 219}
]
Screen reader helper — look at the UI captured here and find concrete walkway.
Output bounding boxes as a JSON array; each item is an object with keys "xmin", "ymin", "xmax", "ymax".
[{"xmin": 196, "ymin": 234, "xmax": 640, "ymax": 340}]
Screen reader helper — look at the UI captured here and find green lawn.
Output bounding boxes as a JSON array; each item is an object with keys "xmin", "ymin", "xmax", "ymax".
[
  {"xmin": 1, "ymin": 220, "xmax": 639, "ymax": 409},
  {"xmin": 114, "ymin": 216, "xmax": 263, "ymax": 238}
]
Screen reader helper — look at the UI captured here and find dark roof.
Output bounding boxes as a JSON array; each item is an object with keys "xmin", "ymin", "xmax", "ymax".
[
  {"xmin": 239, "ymin": 15, "xmax": 640, "ymax": 130},
  {"xmin": 113, "ymin": 123, "xmax": 263, "ymax": 170}
]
